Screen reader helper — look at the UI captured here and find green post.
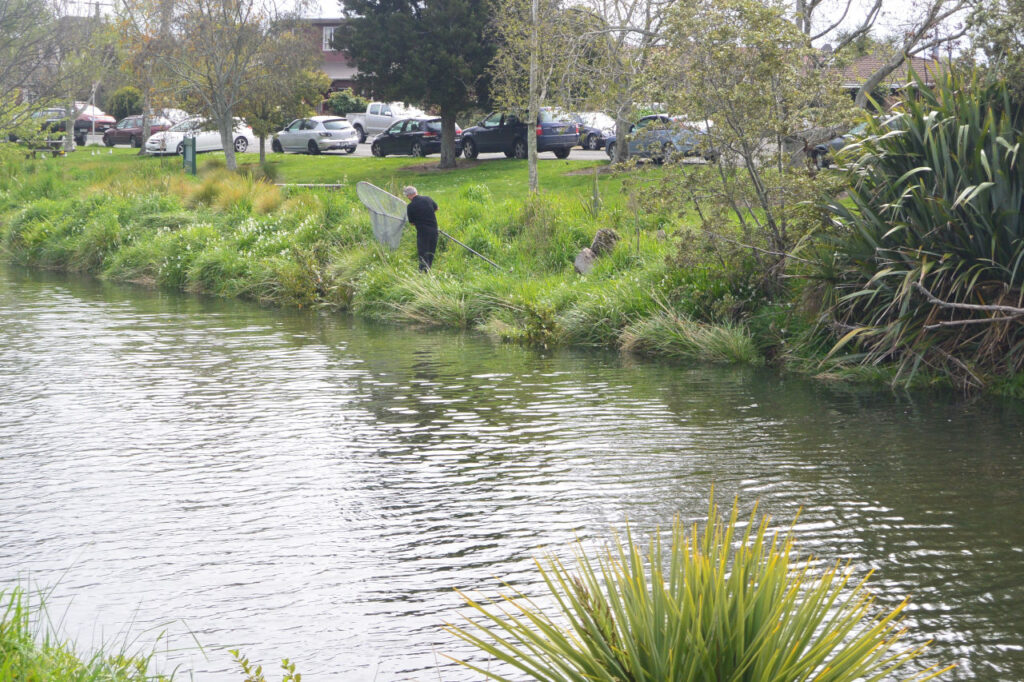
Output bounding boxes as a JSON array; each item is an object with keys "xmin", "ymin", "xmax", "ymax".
[{"xmin": 182, "ymin": 137, "xmax": 196, "ymax": 175}]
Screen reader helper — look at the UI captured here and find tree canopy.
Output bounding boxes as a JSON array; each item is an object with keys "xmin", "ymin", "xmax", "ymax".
[{"xmin": 335, "ymin": 0, "xmax": 498, "ymax": 168}]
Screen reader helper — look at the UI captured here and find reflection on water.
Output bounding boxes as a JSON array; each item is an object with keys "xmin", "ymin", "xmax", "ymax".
[{"xmin": 1, "ymin": 264, "xmax": 1023, "ymax": 680}]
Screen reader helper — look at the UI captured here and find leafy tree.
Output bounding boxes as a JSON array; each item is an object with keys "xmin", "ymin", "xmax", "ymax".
[
  {"xmin": 649, "ymin": 0, "xmax": 855, "ymax": 291},
  {"xmin": 792, "ymin": 0, "xmax": 970, "ymax": 109},
  {"xmin": 159, "ymin": 0, "xmax": 312, "ymax": 170},
  {"xmin": 971, "ymin": 0, "xmax": 1024, "ymax": 104},
  {"xmin": 571, "ymin": 0, "xmax": 677, "ymax": 164},
  {"xmin": 116, "ymin": 0, "xmax": 177, "ymax": 154},
  {"xmin": 107, "ymin": 86, "xmax": 143, "ymax": 121},
  {"xmin": 0, "ymin": 0, "xmax": 58, "ymax": 141},
  {"xmin": 237, "ymin": 27, "xmax": 329, "ymax": 163},
  {"xmin": 326, "ymin": 88, "xmax": 368, "ymax": 117},
  {"xmin": 336, "ymin": 0, "xmax": 497, "ymax": 169},
  {"xmin": 490, "ymin": 0, "xmax": 606, "ymax": 190}
]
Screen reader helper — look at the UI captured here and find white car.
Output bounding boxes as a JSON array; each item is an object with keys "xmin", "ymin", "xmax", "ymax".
[
  {"xmin": 272, "ymin": 115, "xmax": 359, "ymax": 154},
  {"xmin": 145, "ymin": 117, "xmax": 257, "ymax": 156}
]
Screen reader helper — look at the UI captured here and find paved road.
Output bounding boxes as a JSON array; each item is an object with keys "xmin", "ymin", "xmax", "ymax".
[{"xmin": 82, "ymin": 134, "xmax": 611, "ymax": 163}]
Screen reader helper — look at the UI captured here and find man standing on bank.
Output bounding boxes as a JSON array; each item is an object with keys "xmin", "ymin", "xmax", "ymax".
[{"xmin": 404, "ymin": 185, "xmax": 439, "ymax": 272}]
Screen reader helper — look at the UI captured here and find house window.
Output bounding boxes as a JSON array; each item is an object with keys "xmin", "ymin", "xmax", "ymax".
[{"xmin": 322, "ymin": 26, "xmax": 337, "ymax": 51}]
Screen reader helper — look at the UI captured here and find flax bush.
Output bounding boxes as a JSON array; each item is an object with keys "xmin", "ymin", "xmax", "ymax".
[
  {"xmin": 447, "ymin": 497, "xmax": 951, "ymax": 682},
  {"xmin": 821, "ymin": 69, "xmax": 1024, "ymax": 389}
]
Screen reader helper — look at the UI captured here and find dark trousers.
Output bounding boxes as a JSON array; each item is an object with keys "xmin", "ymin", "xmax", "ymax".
[{"xmin": 416, "ymin": 226, "xmax": 438, "ymax": 271}]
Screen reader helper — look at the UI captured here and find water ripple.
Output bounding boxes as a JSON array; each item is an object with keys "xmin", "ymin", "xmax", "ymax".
[{"xmin": 2, "ymin": 267, "xmax": 1024, "ymax": 680}]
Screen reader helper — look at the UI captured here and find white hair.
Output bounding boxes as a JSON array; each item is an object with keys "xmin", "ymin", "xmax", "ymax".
[{"xmin": 403, "ymin": 186, "xmax": 417, "ymax": 197}]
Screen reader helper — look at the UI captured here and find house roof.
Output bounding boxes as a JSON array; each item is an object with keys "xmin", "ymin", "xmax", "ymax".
[{"xmin": 839, "ymin": 55, "xmax": 947, "ymax": 89}]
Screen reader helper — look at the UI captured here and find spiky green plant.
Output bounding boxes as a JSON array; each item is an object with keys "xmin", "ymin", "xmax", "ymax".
[
  {"xmin": 821, "ymin": 69, "xmax": 1024, "ymax": 389},
  {"xmin": 446, "ymin": 497, "xmax": 951, "ymax": 681}
]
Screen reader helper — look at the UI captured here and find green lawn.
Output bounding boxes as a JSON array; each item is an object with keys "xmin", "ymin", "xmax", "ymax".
[{"xmin": 72, "ymin": 146, "xmax": 637, "ymax": 210}]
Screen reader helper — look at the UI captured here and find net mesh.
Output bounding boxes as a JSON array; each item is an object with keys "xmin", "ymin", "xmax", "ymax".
[{"xmin": 356, "ymin": 181, "xmax": 407, "ymax": 250}]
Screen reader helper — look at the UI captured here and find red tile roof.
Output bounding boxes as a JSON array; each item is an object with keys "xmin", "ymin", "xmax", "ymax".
[{"xmin": 839, "ymin": 55, "xmax": 947, "ymax": 88}]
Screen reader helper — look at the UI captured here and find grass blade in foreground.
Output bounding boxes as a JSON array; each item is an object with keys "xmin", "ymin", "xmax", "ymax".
[{"xmin": 445, "ymin": 496, "xmax": 954, "ymax": 681}]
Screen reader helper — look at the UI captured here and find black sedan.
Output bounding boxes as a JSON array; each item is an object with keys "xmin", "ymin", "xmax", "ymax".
[
  {"xmin": 370, "ymin": 117, "xmax": 462, "ymax": 157},
  {"xmin": 461, "ymin": 109, "xmax": 578, "ymax": 160}
]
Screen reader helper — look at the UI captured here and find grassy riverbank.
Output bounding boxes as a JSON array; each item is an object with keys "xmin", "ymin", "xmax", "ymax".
[{"xmin": 0, "ymin": 149, "xmax": 766, "ymax": 365}]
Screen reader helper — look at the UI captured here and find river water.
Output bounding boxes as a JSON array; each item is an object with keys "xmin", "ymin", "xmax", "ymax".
[{"xmin": 1, "ymin": 264, "xmax": 1023, "ymax": 681}]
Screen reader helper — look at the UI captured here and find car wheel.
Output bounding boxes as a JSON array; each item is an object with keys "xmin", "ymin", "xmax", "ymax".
[
  {"xmin": 411, "ymin": 141, "xmax": 425, "ymax": 157},
  {"xmin": 176, "ymin": 141, "xmax": 185, "ymax": 155},
  {"xmin": 554, "ymin": 147, "xmax": 571, "ymax": 159},
  {"xmin": 306, "ymin": 139, "xmax": 320, "ymax": 155},
  {"xmin": 503, "ymin": 150, "xmax": 515, "ymax": 158},
  {"xmin": 606, "ymin": 141, "xmax": 616, "ymax": 160},
  {"xmin": 272, "ymin": 139, "xmax": 283, "ymax": 153},
  {"xmin": 129, "ymin": 135, "xmax": 139, "ymax": 148},
  {"xmin": 586, "ymin": 134, "xmax": 600, "ymax": 150},
  {"xmin": 371, "ymin": 141, "xmax": 384, "ymax": 157},
  {"xmin": 103, "ymin": 136, "xmax": 114, "ymax": 148},
  {"xmin": 344, "ymin": 146, "xmax": 356, "ymax": 154},
  {"xmin": 512, "ymin": 139, "xmax": 527, "ymax": 159},
  {"xmin": 653, "ymin": 142, "xmax": 672, "ymax": 165},
  {"xmin": 462, "ymin": 138, "xmax": 478, "ymax": 159},
  {"xmin": 354, "ymin": 125, "xmax": 366, "ymax": 144},
  {"xmin": 234, "ymin": 137, "xmax": 249, "ymax": 153}
]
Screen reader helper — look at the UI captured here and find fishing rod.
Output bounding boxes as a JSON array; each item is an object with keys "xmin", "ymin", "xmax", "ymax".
[{"xmin": 438, "ymin": 229, "xmax": 505, "ymax": 272}]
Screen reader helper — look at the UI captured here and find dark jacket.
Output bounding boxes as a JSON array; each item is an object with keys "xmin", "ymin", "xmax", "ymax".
[{"xmin": 406, "ymin": 195, "xmax": 439, "ymax": 232}]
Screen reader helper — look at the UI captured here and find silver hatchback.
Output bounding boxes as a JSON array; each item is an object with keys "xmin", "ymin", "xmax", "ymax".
[{"xmin": 272, "ymin": 116, "xmax": 359, "ymax": 154}]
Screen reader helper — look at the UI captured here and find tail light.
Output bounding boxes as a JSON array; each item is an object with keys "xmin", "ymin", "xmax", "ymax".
[
  {"xmin": 456, "ymin": 126, "xmax": 462, "ymax": 134},
  {"xmin": 423, "ymin": 131, "xmax": 437, "ymax": 138},
  {"xmin": 536, "ymin": 125, "xmax": 544, "ymax": 136}
]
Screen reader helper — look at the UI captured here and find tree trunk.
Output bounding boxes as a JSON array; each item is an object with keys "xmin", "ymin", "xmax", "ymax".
[
  {"xmin": 614, "ymin": 102, "xmax": 631, "ymax": 163},
  {"xmin": 440, "ymin": 109, "xmax": 458, "ymax": 169},
  {"xmin": 140, "ymin": 89, "xmax": 151, "ymax": 156},
  {"xmin": 855, "ymin": 51, "xmax": 907, "ymax": 108},
  {"xmin": 259, "ymin": 136, "xmax": 266, "ymax": 164},
  {"xmin": 220, "ymin": 112, "xmax": 237, "ymax": 171},
  {"xmin": 64, "ymin": 99, "xmax": 75, "ymax": 154},
  {"xmin": 527, "ymin": 0, "xmax": 539, "ymax": 193}
]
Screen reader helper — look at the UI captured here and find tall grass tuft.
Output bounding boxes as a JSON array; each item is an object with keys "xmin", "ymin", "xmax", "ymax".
[
  {"xmin": 0, "ymin": 585, "xmax": 172, "ymax": 681},
  {"xmin": 619, "ymin": 303, "xmax": 762, "ymax": 365},
  {"xmin": 446, "ymin": 496, "xmax": 952, "ymax": 682}
]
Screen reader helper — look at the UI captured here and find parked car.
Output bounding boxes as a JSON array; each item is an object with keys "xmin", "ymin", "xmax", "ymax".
[
  {"xmin": 369, "ymin": 117, "xmax": 462, "ymax": 157},
  {"xmin": 74, "ymin": 104, "xmax": 116, "ymax": 145},
  {"xmin": 461, "ymin": 109, "xmax": 578, "ymax": 160},
  {"xmin": 605, "ymin": 115, "xmax": 717, "ymax": 163},
  {"xmin": 346, "ymin": 101, "xmax": 426, "ymax": 143},
  {"xmin": 272, "ymin": 116, "xmax": 358, "ymax": 154},
  {"xmin": 7, "ymin": 107, "xmax": 70, "ymax": 149},
  {"xmin": 144, "ymin": 117, "xmax": 256, "ymax": 155},
  {"xmin": 103, "ymin": 115, "xmax": 171, "ymax": 148},
  {"xmin": 808, "ymin": 122, "xmax": 870, "ymax": 168},
  {"xmin": 15, "ymin": 105, "xmax": 110, "ymax": 147},
  {"xmin": 568, "ymin": 111, "xmax": 615, "ymax": 150}
]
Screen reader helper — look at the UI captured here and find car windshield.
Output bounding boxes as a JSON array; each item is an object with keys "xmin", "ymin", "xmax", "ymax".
[
  {"xmin": 424, "ymin": 120, "xmax": 442, "ymax": 132},
  {"xmin": 168, "ymin": 119, "xmax": 198, "ymax": 132},
  {"xmin": 322, "ymin": 119, "xmax": 351, "ymax": 130},
  {"xmin": 538, "ymin": 109, "xmax": 567, "ymax": 124}
]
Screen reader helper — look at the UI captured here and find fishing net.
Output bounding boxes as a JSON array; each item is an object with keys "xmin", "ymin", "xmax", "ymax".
[{"xmin": 356, "ymin": 181, "xmax": 407, "ymax": 250}]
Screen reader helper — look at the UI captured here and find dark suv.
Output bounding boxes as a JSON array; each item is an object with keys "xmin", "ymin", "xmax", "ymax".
[{"xmin": 461, "ymin": 109, "xmax": 578, "ymax": 160}]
